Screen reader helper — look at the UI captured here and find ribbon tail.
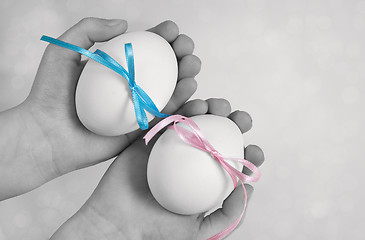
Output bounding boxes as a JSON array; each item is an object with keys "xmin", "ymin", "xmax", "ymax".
[
  {"xmin": 135, "ymin": 86, "xmax": 170, "ymax": 118},
  {"xmin": 216, "ymin": 158, "xmax": 239, "ymax": 188},
  {"xmin": 131, "ymin": 91, "xmax": 148, "ymax": 130},
  {"xmin": 125, "ymin": 43, "xmax": 136, "ymax": 86}
]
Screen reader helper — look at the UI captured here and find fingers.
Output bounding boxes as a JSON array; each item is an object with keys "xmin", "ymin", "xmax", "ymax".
[
  {"xmin": 147, "ymin": 97, "xmax": 236, "ymax": 142},
  {"xmin": 149, "ymin": 21, "xmax": 201, "ymax": 82},
  {"xmin": 206, "ymin": 98, "xmax": 232, "ymax": 117},
  {"xmin": 178, "ymin": 55, "xmax": 202, "ymax": 80},
  {"xmin": 228, "ymin": 110, "xmax": 253, "ymax": 134},
  {"xmin": 149, "ymin": 20, "xmax": 201, "ymax": 80},
  {"xmin": 148, "ymin": 20, "xmax": 201, "ymax": 120},
  {"xmin": 60, "ymin": 18, "xmax": 128, "ymax": 48},
  {"xmin": 199, "ymin": 184, "xmax": 254, "ymax": 239},
  {"xmin": 176, "ymin": 99, "xmax": 208, "ymax": 116},
  {"xmin": 172, "ymin": 34, "xmax": 195, "ymax": 59},
  {"xmin": 177, "ymin": 98, "xmax": 235, "ymax": 118},
  {"xmin": 243, "ymin": 145, "xmax": 265, "ymax": 175},
  {"xmin": 161, "ymin": 78, "xmax": 198, "ymax": 114},
  {"xmin": 147, "ymin": 20, "xmax": 179, "ymax": 43},
  {"xmin": 46, "ymin": 17, "xmax": 128, "ymax": 61}
]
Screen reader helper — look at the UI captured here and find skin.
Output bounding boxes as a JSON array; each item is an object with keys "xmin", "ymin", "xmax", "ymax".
[
  {"xmin": 0, "ymin": 18, "xmax": 265, "ymax": 239},
  {"xmin": 51, "ymin": 99, "xmax": 265, "ymax": 240}
]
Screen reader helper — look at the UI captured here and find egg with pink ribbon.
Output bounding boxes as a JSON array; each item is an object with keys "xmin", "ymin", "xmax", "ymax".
[
  {"xmin": 75, "ymin": 31, "xmax": 177, "ymax": 136},
  {"xmin": 146, "ymin": 115, "xmax": 245, "ymax": 215}
]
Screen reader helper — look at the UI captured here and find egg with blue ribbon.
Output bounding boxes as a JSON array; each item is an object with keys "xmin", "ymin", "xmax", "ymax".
[{"xmin": 74, "ymin": 31, "xmax": 177, "ymax": 136}]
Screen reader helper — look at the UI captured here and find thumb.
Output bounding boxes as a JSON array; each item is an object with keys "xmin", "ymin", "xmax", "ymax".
[
  {"xmin": 32, "ymin": 18, "xmax": 128, "ymax": 102},
  {"xmin": 199, "ymin": 184, "xmax": 254, "ymax": 240},
  {"xmin": 45, "ymin": 17, "xmax": 128, "ymax": 61}
]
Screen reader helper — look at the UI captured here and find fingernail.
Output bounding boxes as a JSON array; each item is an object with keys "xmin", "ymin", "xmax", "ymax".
[{"xmin": 107, "ymin": 19, "xmax": 127, "ymax": 27}]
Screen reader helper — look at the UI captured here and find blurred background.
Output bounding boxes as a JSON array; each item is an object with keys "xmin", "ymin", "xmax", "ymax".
[{"xmin": 1, "ymin": 0, "xmax": 364, "ymax": 239}]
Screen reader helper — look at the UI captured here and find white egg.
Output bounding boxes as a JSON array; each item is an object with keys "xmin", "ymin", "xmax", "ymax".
[
  {"xmin": 75, "ymin": 31, "xmax": 177, "ymax": 136},
  {"xmin": 147, "ymin": 115, "xmax": 244, "ymax": 215}
]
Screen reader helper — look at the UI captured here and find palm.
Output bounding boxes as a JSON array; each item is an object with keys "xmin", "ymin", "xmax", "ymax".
[{"xmin": 28, "ymin": 64, "xmax": 132, "ymax": 173}]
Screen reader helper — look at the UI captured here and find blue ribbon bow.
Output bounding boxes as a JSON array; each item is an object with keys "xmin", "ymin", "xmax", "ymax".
[{"xmin": 40, "ymin": 35, "xmax": 170, "ymax": 130}]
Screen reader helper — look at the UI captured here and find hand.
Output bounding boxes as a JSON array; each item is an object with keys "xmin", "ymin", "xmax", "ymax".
[
  {"xmin": 0, "ymin": 18, "xmax": 201, "ymax": 200},
  {"xmin": 51, "ymin": 99, "xmax": 265, "ymax": 240}
]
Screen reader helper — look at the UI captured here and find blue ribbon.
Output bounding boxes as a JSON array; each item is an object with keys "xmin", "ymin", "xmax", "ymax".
[{"xmin": 40, "ymin": 35, "xmax": 170, "ymax": 130}]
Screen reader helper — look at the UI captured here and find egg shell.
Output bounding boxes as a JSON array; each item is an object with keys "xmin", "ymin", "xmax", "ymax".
[
  {"xmin": 147, "ymin": 115, "xmax": 244, "ymax": 215},
  {"xmin": 75, "ymin": 31, "xmax": 177, "ymax": 136}
]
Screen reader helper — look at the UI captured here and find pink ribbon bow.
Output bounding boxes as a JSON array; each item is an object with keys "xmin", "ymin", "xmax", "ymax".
[{"xmin": 144, "ymin": 115, "xmax": 261, "ymax": 240}]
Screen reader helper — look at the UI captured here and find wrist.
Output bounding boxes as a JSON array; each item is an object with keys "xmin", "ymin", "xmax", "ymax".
[{"xmin": 0, "ymin": 101, "xmax": 56, "ymax": 200}]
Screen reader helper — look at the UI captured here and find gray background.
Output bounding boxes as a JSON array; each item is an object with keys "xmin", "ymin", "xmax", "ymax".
[{"xmin": 0, "ymin": 0, "xmax": 364, "ymax": 239}]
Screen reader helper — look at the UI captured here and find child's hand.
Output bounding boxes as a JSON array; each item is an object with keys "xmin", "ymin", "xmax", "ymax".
[
  {"xmin": 0, "ymin": 18, "xmax": 201, "ymax": 200},
  {"xmin": 50, "ymin": 99, "xmax": 265, "ymax": 240}
]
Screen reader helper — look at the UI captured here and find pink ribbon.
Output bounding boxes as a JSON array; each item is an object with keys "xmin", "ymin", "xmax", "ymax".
[{"xmin": 144, "ymin": 115, "xmax": 261, "ymax": 240}]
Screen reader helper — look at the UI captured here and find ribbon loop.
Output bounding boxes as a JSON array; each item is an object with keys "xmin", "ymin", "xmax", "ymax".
[
  {"xmin": 144, "ymin": 115, "xmax": 261, "ymax": 240},
  {"xmin": 40, "ymin": 35, "xmax": 169, "ymax": 130}
]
